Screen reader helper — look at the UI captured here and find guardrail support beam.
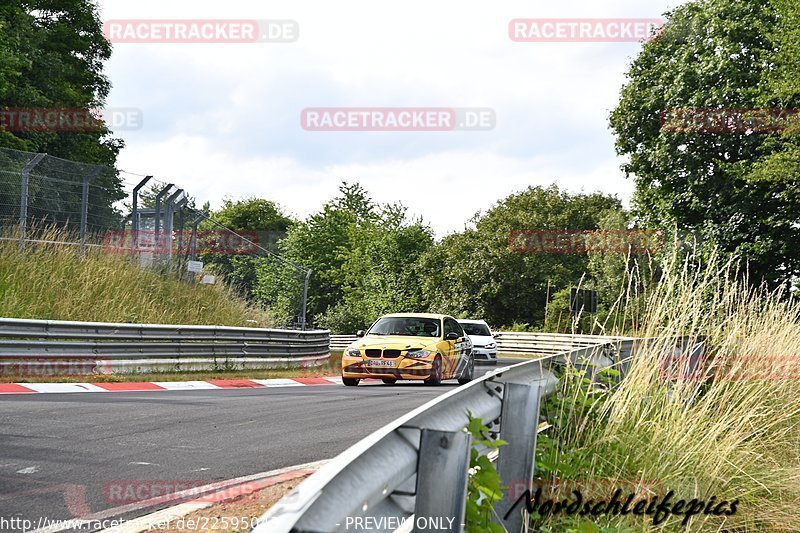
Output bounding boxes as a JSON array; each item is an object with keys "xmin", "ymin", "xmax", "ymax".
[
  {"xmin": 494, "ymin": 382, "xmax": 542, "ymax": 533},
  {"xmin": 415, "ymin": 429, "xmax": 471, "ymax": 532}
]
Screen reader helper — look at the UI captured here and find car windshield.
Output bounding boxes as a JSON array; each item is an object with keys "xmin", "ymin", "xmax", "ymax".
[
  {"xmin": 460, "ymin": 323, "xmax": 491, "ymax": 336},
  {"xmin": 369, "ymin": 317, "xmax": 441, "ymax": 337}
]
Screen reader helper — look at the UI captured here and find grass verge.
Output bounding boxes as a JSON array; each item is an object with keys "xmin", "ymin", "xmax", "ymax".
[
  {"xmin": 0, "ymin": 228, "xmax": 276, "ymax": 326},
  {"xmin": 527, "ymin": 249, "xmax": 800, "ymax": 532}
]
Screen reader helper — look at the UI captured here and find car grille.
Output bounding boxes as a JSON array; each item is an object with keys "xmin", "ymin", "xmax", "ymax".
[
  {"xmin": 364, "ymin": 348, "xmax": 402, "ymax": 358},
  {"xmin": 474, "ymin": 345, "xmax": 485, "ymax": 349}
]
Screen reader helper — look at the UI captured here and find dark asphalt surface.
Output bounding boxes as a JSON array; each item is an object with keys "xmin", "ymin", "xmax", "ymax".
[{"xmin": 0, "ymin": 360, "xmax": 518, "ymax": 530}]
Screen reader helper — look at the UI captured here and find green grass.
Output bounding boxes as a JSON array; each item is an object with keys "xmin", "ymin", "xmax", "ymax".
[{"xmin": 0, "ymin": 229, "xmax": 277, "ymax": 327}]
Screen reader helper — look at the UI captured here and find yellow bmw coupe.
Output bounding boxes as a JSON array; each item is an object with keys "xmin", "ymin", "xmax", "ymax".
[{"xmin": 340, "ymin": 313, "xmax": 474, "ymax": 386}]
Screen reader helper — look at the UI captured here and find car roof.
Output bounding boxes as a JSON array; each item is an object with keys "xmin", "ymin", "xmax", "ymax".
[
  {"xmin": 380, "ymin": 313, "xmax": 449, "ymax": 319},
  {"xmin": 457, "ymin": 319, "xmax": 488, "ymax": 324}
]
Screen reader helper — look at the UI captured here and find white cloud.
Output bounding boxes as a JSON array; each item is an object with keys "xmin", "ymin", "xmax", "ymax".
[{"xmin": 99, "ymin": 0, "xmax": 685, "ymax": 235}]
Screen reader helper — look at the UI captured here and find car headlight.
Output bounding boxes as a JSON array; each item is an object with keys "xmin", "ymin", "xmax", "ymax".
[
  {"xmin": 486, "ymin": 343, "xmax": 496, "ymax": 349},
  {"xmin": 406, "ymin": 349, "xmax": 432, "ymax": 358},
  {"xmin": 346, "ymin": 348, "xmax": 361, "ymax": 357}
]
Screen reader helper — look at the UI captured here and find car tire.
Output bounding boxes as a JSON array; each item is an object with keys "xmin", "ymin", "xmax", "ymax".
[
  {"xmin": 458, "ymin": 355, "xmax": 475, "ymax": 385},
  {"xmin": 381, "ymin": 378, "xmax": 397, "ymax": 385},
  {"xmin": 425, "ymin": 356, "xmax": 443, "ymax": 386},
  {"xmin": 342, "ymin": 378, "xmax": 360, "ymax": 386}
]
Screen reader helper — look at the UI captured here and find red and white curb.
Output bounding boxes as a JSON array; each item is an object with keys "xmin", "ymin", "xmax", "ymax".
[
  {"xmin": 28, "ymin": 461, "xmax": 327, "ymax": 533},
  {"xmin": 0, "ymin": 377, "xmax": 342, "ymax": 395}
]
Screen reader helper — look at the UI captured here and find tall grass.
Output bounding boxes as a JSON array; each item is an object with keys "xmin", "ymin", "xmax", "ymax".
[
  {"xmin": 0, "ymin": 230, "xmax": 277, "ymax": 327},
  {"xmin": 537, "ymin": 249, "xmax": 800, "ymax": 531}
]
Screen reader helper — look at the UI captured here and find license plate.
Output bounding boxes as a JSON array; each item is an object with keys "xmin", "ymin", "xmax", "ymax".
[{"xmin": 367, "ymin": 360, "xmax": 396, "ymax": 367}]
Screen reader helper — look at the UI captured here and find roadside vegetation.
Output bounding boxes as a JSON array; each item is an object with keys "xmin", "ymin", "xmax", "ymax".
[
  {"xmin": 525, "ymin": 249, "xmax": 800, "ymax": 531},
  {"xmin": 0, "ymin": 229, "xmax": 276, "ymax": 327}
]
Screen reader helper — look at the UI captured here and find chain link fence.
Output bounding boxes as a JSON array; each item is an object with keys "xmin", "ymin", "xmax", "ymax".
[
  {"xmin": 0, "ymin": 147, "xmax": 123, "ymax": 246},
  {"xmin": 0, "ymin": 147, "xmax": 310, "ymax": 329}
]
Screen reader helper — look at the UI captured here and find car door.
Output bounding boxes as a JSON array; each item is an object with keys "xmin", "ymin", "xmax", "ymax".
[{"xmin": 442, "ymin": 318, "xmax": 463, "ymax": 378}]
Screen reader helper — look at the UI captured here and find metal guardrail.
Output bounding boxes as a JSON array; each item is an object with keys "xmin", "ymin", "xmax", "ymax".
[
  {"xmin": 330, "ymin": 332, "xmax": 631, "ymax": 355},
  {"xmin": 330, "ymin": 335, "xmax": 357, "ymax": 350},
  {"xmin": 0, "ymin": 318, "xmax": 330, "ymax": 374},
  {"xmin": 254, "ymin": 338, "xmax": 634, "ymax": 533},
  {"xmin": 494, "ymin": 333, "xmax": 631, "ymax": 357}
]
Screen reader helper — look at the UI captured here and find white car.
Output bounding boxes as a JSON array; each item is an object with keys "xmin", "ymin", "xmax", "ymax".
[{"xmin": 457, "ymin": 319, "xmax": 499, "ymax": 365}]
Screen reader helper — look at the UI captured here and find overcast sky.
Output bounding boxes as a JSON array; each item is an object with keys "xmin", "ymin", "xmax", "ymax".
[{"xmin": 97, "ymin": 0, "xmax": 683, "ymax": 236}]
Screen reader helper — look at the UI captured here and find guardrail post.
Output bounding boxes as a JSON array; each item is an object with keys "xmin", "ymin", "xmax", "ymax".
[
  {"xmin": 494, "ymin": 382, "xmax": 542, "ymax": 533},
  {"xmin": 415, "ymin": 429, "xmax": 471, "ymax": 532}
]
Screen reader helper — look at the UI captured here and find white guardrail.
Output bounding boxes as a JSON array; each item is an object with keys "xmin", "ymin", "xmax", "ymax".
[
  {"xmin": 253, "ymin": 335, "xmax": 664, "ymax": 533},
  {"xmin": 331, "ymin": 331, "xmax": 631, "ymax": 355},
  {"xmin": 0, "ymin": 317, "xmax": 330, "ymax": 374}
]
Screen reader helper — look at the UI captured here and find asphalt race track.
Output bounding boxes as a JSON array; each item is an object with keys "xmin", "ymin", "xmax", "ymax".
[{"xmin": 0, "ymin": 360, "xmax": 520, "ymax": 530}]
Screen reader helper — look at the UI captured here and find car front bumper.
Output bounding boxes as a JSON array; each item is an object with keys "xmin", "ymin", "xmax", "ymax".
[
  {"xmin": 341, "ymin": 356, "xmax": 437, "ymax": 380},
  {"xmin": 471, "ymin": 348, "xmax": 498, "ymax": 362}
]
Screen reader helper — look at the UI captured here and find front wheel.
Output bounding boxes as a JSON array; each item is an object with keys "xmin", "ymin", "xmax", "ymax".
[
  {"xmin": 458, "ymin": 356, "xmax": 475, "ymax": 385},
  {"xmin": 342, "ymin": 377, "xmax": 360, "ymax": 386},
  {"xmin": 425, "ymin": 356, "xmax": 443, "ymax": 386}
]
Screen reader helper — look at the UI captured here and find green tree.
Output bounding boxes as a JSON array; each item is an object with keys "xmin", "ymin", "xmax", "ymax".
[
  {"xmin": 610, "ymin": 0, "xmax": 800, "ymax": 289},
  {"xmin": 0, "ymin": 1, "xmax": 124, "ymax": 232},
  {"xmin": 254, "ymin": 183, "xmax": 434, "ymax": 331},
  {"xmin": 201, "ymin": 198, "xmax": 293, "ymax": 301},
  {"xmin": 417, "ymin": 185, "xmax": 624, "ymax": 329},
  {"xmin": 0, "ymin": 0, "xmax": 121, "ymax": 163}
]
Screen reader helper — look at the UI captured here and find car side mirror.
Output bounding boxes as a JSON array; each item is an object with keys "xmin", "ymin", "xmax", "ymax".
[
  {"xmin": 493, "ymin": 333, "xmax": 502, "ymax": 338},
  {"xmin": 445, "ymin": 332, "xmax": 459, "ymax": 341},
  {"xmin": 356, "ymin": 330, "xmax": 365, "ymax": 338}
]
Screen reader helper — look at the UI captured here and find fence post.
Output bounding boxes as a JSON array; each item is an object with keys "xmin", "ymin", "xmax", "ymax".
[
  {"xmin": 189, "ymin": 211, "xmax": 207, "ymax": 282},
  {"xmin": 131, "ymin": 176, "xmax": 152, "ymax": 252},
  {"xmin": 164, "ymin": 189, "xmax": 184, "ymax": 271},
  {"xmin": 494, "ymin": 382, "xmax": 542, "ymax": 533},
  {"xmin": 80, "ymin": 167, "xmax": 102, "ymax": 252},
  {"xmin": 153, "ymin": 184, "xmax": 173, "ymax": 266},
  {"xmin": 18, "ymin": 153, "xmax": 46, "ymax": 249},
  {"xmin": 414, "ymin": 428, "xmax": 471, "ymax": 532},
  {"xmin": 190, "ymin": 211, "xmax": 207, "ymax": 261}
]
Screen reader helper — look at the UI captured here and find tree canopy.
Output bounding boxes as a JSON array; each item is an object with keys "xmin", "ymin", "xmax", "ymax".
[
  {"xmin": 0, "ymin": 0, "xmax": 121, "ymax": 164},
  {"xmin": 610, "ymin": 0, "xmax": 800, "ymax": 288}
]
